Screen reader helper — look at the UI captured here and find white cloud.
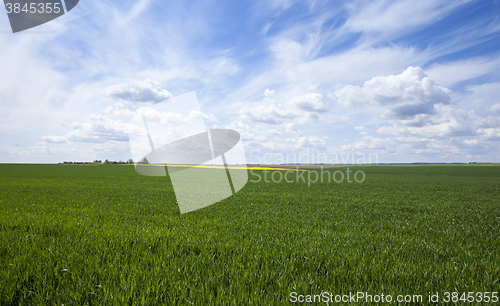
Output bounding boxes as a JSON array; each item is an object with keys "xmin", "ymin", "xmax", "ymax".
[
  {"xmin": 264, "ymin": 88, "xmax": 275, "ymax": 97},
  {"xmin": 354, "ymin": 125, "xmax": 368, "ymax": 135},
  {"xmin": 492, "ymin": 103, "xmax": 500, "ymax": 114},
  {"xmin": 412, "ymin": 141, "xmax": 460, "ymax": 156},
  {"xmin": 289, "ymin": 93, "xmax": 328, "ymax": 112},
  {"xmin": 45, "ymin": 114, "xmax": 131, "ymax": 144},
  {"xmin": 41, "ymin": 136, "xmax": 68, "ymax": 144},
  {"xmin": 240, "ymin": 101, "xmax": 295, "ymax": 124},
  {"xmin": 307, "ymin": 84, "xmax": 319, "ymax": 91},
  {"xmin": 478, "ymin": 128, "xmax": 500, "ymax": 141},
  {"xmin": 377, "ymin": 106, "xmax": 480, "ymax": 138},
  {"xmin": 328, "ymin": 134, "xmax": 494, "ymax": 161},
  {"xmin": 458, "ymin": 82, "xmax": 500, "ymax": 114},
  {"xmin": 338, "ymin": 136, "xmax": 399, "ymax": 154},
  {"xmin": 116, "ymin": 0, "xmax": 154, "ymax": 27},
  {"xmin": 203, "ymin": 56, "xmax": 240, "ymax": 80},
  {"xmin": 136, "ymin": 108, "xmax": 190, "ymax": 127},
  {"xmin": 2, "ymin": 0, "xmax": 500, "ymax": 163},
  {"xmin": 226, "ymin": 120, "xmax": 268, "ymax": 144},
  {"xmin": 344, "ymin": 0, "xmax": 472, "ymax": 37},
  {"xmin": 262, "ymin": 135, "xmax": 328, "ymax": 151},
  {"xmin": 426, "ymin": 56, "xmax": 500, "ymax": 88},
  {"xmin": 199, "ymin": 112, "xmax": 218, "ymax": 123},
  {"xmin": 103, "ymin": 79, "xmax": 172, "ymax": 103},
  {"xmin": 40, "ymin": 104, "xmax": 219, "ymax": 147},
  {"xmin": 241, "ymin": 91, "xmax": 328, "ymax": 125},
  {"xmin": 329, "ymin": 66, "xmax": 451, "ymax": 120},
  {"xmin": 105, "ymin": 103, "xmax": 136, "ymax": 117},
  {"xmin": 0, "ymin": 35, "xmax": 67, "ymax": 133},
  {"xmin": 0, "ymin": 145, "xmax": 78, "ymax": 158}
]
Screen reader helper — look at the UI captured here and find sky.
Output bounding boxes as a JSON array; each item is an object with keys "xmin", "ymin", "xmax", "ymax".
[{"xmin": 1, "ymin": 0, "xmax": 500, "ymax": 164}]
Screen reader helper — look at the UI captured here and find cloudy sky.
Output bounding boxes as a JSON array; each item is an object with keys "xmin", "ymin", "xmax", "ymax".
[{"xmin": 1, "ymin": 0, "xmax": 500, "ymax": 164}]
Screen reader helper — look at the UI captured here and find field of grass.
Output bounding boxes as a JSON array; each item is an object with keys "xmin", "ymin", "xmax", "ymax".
[{"xmin": 0, "ymin": 163, "xmax": 499, "ymax": 305}]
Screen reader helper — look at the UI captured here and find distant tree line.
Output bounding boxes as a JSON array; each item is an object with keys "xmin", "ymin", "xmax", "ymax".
[
  {"xmin": 60, "ymin": 161, "xmax": 98, "ymax": 165},
  {"xmin": 60, "ymin": 158, "xmax": 140, "ymax": 165}
]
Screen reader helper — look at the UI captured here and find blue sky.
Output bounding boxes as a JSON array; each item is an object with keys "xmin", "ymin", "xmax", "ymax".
[{"xmin": 1, "ymin": 0, "xmax": 500, "ymax": 163}]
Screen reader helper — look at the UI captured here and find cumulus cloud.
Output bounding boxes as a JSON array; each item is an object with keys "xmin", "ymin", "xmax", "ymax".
[
  {"xmin": 329, "ymin": 135, "xmax": 484, "ymax": 160},
  {"xmin": 338, "ymin": 136, "xmax": 399, "ymax": 154},
  {"xmin": 105, "ymin": 103, "xmax": 135, "ymax": 117},
  {"xmin": 328, "ymin": 67, "xmax": 500, "ymax": 159},
  {"xmin": 262, "ymin": 135, "xmax": 328, "ymax": 151},
  {"xmin": 478, "ymin": 128, "xmax": 500, "ymax": 141},
  {"xmin": 491, "ymin": 103, "xmax": 500, "ymax": 114},
  {"xmin": 41, "ymin": 136, "xmax": 68, "ymax": 144},
  {"xmin": 264, "ymin": 88, "xmax": 275, "ymax": 97},
  {"xmin": 0, "ymin": 145, "xmax": 79, "ymax": 160},
  {"xmin": 192, "ymin": 111, "xmax": 218, "ymax": 123},
  {"xmin": 135, "ymin": 108, "xmax": 190, "ymax": 127},
  {"xmin": 42, "ymin": 115, "xmax": 131, "ymax": 144},
  {"xmin": 103, "ymin": 79, "xmax": 172, "ymax": 103},
  {"xmin": 307, "ymin": 84, "xmax": 319, "ymax": 91},
  {"xmin": 447, "ymin": 138, "xmax": 489, "ymax": 155},
  {"xmin": 65, "ymin": 115, "xmax": 131, "ymax": 143},
  {"xmin": 241, "ymin": 91, "xmax": 328, "ymax": 125},
  {"xmin": 225, "ymin": 120, "xmax": 269, "ymax": 148},
  {"xmin": 289, "ymin": 93, "xmax": 328, "ymax": 112},
  {"xmin": 41, "ymin": 105, "xmax": 218, "ymax": 146},
  {"xmin": 354, "ymin": 125, "xmax": 368, "ymax": 135},
  {"xmin": 329, "ymin": 66, "xmax": 451, "ymax": 120},
  {"xmin": 412, "ymin": 141, "xmax": 460, "ymax": 156},
  {"xmin": 241, "ymin": 102, "xmax": 295, "ymax": 124},
  {"xmin": 327, "ymin": 67, "xmax": 500, "ymax": 151},
  {"xmin": 376, "ymin": 106, "xmax": 490, "ymax": 138}
]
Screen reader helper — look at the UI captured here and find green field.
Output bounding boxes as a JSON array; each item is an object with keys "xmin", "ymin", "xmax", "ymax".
[{"xmin": 0, "ymin": 164, "xmax": 499, "ymax": 305}]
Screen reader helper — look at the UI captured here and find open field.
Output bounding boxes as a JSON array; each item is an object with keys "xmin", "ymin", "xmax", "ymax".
[{"xmin": 0, "ymin": 164, "xmax": 499, "ymax": 305}]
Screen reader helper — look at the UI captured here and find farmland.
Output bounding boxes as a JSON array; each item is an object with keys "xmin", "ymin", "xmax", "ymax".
[{"xmin": 0, "ymin": 164, "xmax": 499, "ymax": 305}]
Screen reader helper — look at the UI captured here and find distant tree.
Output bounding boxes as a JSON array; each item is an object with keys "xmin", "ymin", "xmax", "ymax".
[
  {"xmin": 139, "ymin": 158, "xmax": 149, "ymax": 164},
  {"xmin": 127, "ymin": 159, "xmax": 134, "ymax": 164},
  {"xmin": 104, "ymin": 159, "xmax": 109, "ymax": 164}
]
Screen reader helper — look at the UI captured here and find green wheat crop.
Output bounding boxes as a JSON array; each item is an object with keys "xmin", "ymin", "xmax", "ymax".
[{"xmin": 0, "ymin": 164, "xmax": 499, "ymax": 305}]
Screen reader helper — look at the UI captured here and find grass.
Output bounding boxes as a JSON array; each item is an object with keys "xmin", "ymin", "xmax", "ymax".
[{"xmin": 0, "ymin": 164, "xmax": 499, "ymax": 305}]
